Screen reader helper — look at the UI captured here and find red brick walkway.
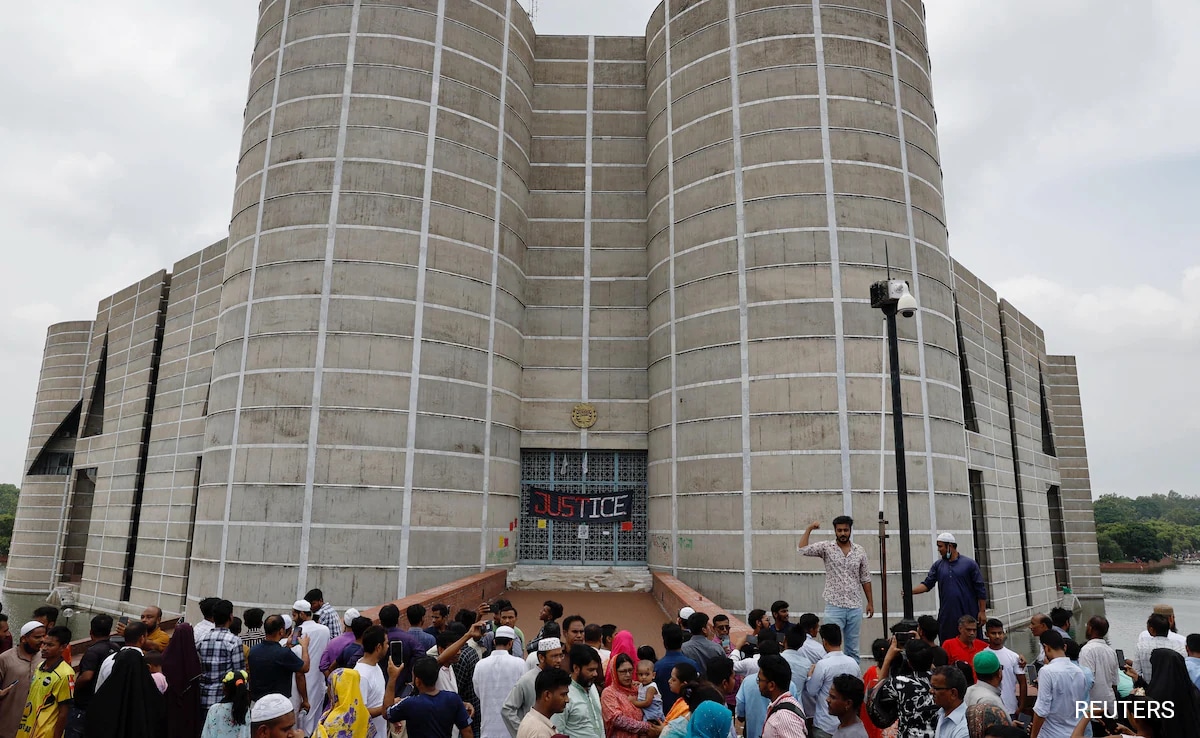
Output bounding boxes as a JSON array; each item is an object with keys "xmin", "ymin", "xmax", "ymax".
[{"xmin": 504, "ymin": 590, "xmax": 674, "ymax": 654}]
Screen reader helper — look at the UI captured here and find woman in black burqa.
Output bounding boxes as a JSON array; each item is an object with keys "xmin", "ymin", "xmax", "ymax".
[
  {"xmin": 162, "ymin": 621, "xmax": 205, "ymax": 738},
  {"xmin": 1135, "ymin": 649, "xmax": 1200, "ymax": 738},
  {"xmin": 85, "ymin": 647, "xmax": 165, "ymax": 737}
]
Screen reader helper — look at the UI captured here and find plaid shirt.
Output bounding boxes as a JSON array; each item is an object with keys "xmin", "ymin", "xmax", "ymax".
[
  {"xmin": 316, "ymin": 603, "xmax": 343, "ymax": 638},
  {"xmin": 197, "ymin": 627, "xmax": 246, "ymax": 708},
  {"xmin": 761, "ymin": 692, "xmax": 807, "ymax": 738}
]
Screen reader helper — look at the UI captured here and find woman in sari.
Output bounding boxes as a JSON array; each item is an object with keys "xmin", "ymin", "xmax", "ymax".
[
  {"xmin": 317, "ymin": 667, "xmax": 370, "ymax": 738},
  {"xmin": 163, "ymin": 621, "xmax": 203, "ymax": 738},
  {"xmin": 602, "ymin": 653, "xmax": 659, "ymax": 738},
  {"xmin": 605, "ymin": 631, "xmax": 639, "ymax": 689},
  {"xmin": 684, "ymin": 700, "xmax": 732, "ymax": 738}
]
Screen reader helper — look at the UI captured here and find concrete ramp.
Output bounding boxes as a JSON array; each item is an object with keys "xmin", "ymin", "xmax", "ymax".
[{"xmin": 505, "ymin": 589, "xmax": 672, "ymax": 654}]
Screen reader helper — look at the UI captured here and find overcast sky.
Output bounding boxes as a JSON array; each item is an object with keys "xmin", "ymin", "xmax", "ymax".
[{"xmin": 2, "ymin": 1, "xmax": 1195, "ymax": 498}]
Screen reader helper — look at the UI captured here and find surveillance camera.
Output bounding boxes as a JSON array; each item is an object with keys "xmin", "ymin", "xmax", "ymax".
[{"xmin": 897, "ymin": 291, "xmax": 918, "ymax": 317}]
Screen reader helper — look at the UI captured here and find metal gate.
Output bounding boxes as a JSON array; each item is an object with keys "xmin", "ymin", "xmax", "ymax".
[{"xmin": 518, "ymin": 450, "xmax": 647, "ymax": 565}]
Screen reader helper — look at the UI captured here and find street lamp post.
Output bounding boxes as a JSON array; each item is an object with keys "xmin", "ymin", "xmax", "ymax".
[{"xmin": 870, "ymin": 279, "xmax": 919, "ymax": 632}]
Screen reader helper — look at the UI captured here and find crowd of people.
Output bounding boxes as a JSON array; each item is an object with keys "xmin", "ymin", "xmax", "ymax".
[{"xmin": 0, "ymin": 516, "xmax": 1198, "ymax": 738}]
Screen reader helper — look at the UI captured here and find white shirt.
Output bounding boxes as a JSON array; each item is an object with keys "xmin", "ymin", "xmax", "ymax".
[
  {"xmin": 1033, "ymin": 657, "xmax": 1087, "ymax": 738},
  {"xmin": 96, "ymin": 646, "xmax": 144, "ymax": 692},
  {"xmin": 355, "ymin": 661, "xmax": 387, "ymax": 738},
  {"xmin": 936, "ymin": 702, "xmax": 970, "ymax": 738},
  {"xmin": 802, "ymin": 635, "xmax": 826, "ymax": 665},
  {"xmin": 1078, "ymin": 639, "xmax": 1119, "ymax": 707},
  {"xmin": 989, "ymin": 646, "xmax": 1022, "ymax": 715},
  {"xmin": 474, "ymin": 649, "xmax": 529, "ymax": 738},
  {"xmin": 1133, "ymin": 635, "xmax": 1186, "ymax": 685},
  {"xmin": 733, "ymin": 653, "xmax": 760, "ymax": 676},
  {"xmin": 804, "ymin": 651, "xmax": 859, "ymax": 734},
  {"xmin": 192, "ymin": 619, "xmax": 215, "ymax": 647},
  {"xmin": 1138, "ymin": 629, "xmax": 1186, "ymax": 646},
  {"xmin": 295, "ymin": 619, "xmax": 330, "ymax": 736}
]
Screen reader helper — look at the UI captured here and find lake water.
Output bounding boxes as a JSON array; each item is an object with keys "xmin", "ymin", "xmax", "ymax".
[{"xmin": 2, "ymin": 565, "xmax": 1199, "ymax": 655}]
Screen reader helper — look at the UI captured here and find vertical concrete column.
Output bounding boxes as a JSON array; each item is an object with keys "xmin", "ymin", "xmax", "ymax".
[
  {"xmin": 6, "ymin": 322, "xmax": 94, "ymax": 593},
  {"xmin": 201, "ymin": 0, "xmax": 532, "ymax": 610},
  {"xmin": 646, "ymin": 0, "xmax": 966, "ymax": 612}
]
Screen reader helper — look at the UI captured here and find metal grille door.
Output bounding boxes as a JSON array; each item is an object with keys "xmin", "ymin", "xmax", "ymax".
[{"xmin": 519, "ymin": 450, "xmax": 647, "ymax": 565}]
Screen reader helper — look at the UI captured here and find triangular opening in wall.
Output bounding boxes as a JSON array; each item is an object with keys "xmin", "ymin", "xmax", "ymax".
[
  {"xmin": 1039, "ymin": 367, "xmax": 1056, "ymax": 457},
  {"xmin": 27, "ymin": 402, "xmax": 82, "ymax": 476},
  {"xmin": 80, "ymin": 337, "xmax": 108, "ymax": 438}
]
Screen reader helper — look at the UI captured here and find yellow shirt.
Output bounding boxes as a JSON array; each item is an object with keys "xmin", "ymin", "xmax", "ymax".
[
  {"xmin": 18, "ymin": 659, "xmax": 74, "ymax": 738},
  {"xmin": 144, "ymin": 627, "xmax": 171, "ymax": 652}
]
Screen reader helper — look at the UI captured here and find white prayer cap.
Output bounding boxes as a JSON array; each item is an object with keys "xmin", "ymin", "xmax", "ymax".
[
  {"xmin": 936, "ymin": 532, "xmax": 957, "ymax": 545},
  {"xmin": 250, "ymin": 693, "xmax": 294, "ymax": 723},
  {"xmin": 20, "ymin": 621, "xmax": 45, "ymax": 638},
  {"xmin": 343, "ymin": 607, "xmax": 360, "ymax": 626},
  {"xmin": 292, "ymin": 599, "xmax": 312, "ymax": 613},
  {"xmin": 538, "ymin": 637, "xmax": 562, "ymax": 652},
  {"xmin": 282, "ymin": 614, "xmax": 293, "ymax": 630},
  {"xmin": 679, "ymin": 607, "xmax": 696, "ymax": 620},
  {"xmin": 495, "ymin": 626, "xmax": 517, "ymax": 640}
]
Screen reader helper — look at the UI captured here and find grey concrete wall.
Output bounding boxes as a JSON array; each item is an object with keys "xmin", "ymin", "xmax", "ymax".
[
  {"xmin": 197, "ymin": 0, "xmax": 536, "ymax": 611},
  {"xmin": 1044, "ymin": 356, "xmax": 1103, "ymax": 599},
  {"xmin": 127, "ymin": 241, "xmax": 227, "ymax": 613},
  {"xmin": 6, "ymin": 322, "xmax": 94, "ymax": 593},
  {"xmin": 520, "ymin": 34, "xmax": 649, "ymax": 451},
  {"xmin": 70, "ymin": 272, "xmax": 172, "ymax": 611},
  {"xmin": 643, "ymin": 0, "xmax": 967, "ymax": 614}
]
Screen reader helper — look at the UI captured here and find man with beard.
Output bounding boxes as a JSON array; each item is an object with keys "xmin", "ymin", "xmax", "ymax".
[
  {"xmin": 798, "ymin": 516, "xmax": 875, "ymax": 661},
  {"xmin": 503, "ymin": 638, "xmax": 565, "ymax": 737},
  {"xmin": 19, "ymin": 625, "xmax": 75, "ymax": 738},
  {"xmin": 555, "ymin": 645, "xmax": 604, "ymax": 738},
  {"xmin": 0, "ymin": 622, "xmax": 46, "ymax": 737}
]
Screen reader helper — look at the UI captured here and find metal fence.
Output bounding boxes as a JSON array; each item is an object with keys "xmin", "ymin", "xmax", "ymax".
[{"xmin": 518, "ymin": 449, "xmax": 647, "ymax": 565}]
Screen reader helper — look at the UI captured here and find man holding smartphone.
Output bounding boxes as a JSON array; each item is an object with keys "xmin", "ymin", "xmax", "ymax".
[
  {"xmin": 356, "ymin": 625, "xmax": 401, "ymax": 738},
  {"xmin": 248, "ymin": 615, "xmax": 310, "ymax": 712}
]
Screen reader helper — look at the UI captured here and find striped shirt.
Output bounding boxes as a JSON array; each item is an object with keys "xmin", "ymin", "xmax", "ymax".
[{"xmin": 762, "ymin": 692, "xmax": 807, "ymax": 738}]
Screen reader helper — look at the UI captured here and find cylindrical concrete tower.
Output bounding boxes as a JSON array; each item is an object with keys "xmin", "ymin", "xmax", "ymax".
[
  {"xmin": 7, "ymin": 321, "xmax": 94, "ymax": 593},
  {"xmin": 198, "ymin": 0, "xmax": 534, "ymax": 609},
  {"xmin": 645, "ymin": 0, "xmax": 968, "ymax": 611}
]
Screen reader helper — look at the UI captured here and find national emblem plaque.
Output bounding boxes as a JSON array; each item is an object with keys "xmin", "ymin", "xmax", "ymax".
[{"xmin": 571, "ymin": 402, "xmax": 597, "ymax": 429}]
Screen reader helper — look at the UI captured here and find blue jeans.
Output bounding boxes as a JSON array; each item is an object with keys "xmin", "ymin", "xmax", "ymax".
[{"xmin": 823, "ymin": 604, "xmax": 863, "ymax": 661}]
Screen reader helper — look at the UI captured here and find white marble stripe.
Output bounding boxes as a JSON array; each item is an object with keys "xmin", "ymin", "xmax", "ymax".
[
  {"xmin": 298, "ymin": 0, "xmax": 361, "ymax": 598},
  {"xmin": 480, "ymin": 0, "xmax": 513, "ymax": 572},
  {"xmin": 886, "ymin": 0, "xmax": 940, "ymax": 551},
  {"xmin": 398, "ymin": 0, "xmax": 447, "ymax": 599},
  {"xmin": 580, "ymin": 35, "xmax": 595, "ymax": 452},
  {"xmin": 662, "ymin": 1, "xmax": 681, "ymax": 577},
  {"xmin": 218, "ymin": 0, "xmax": 292, "ymax": 596},
  {"xmin": 726, "ymin": 0, "xmax": 755, "ymax": 614},
  {"xmin": 812, "ymin": 0, "xmax": 854, "ymax": 517}
]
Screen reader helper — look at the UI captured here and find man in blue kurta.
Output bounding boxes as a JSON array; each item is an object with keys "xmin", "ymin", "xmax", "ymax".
[{"xmin": 910, "ymin": 532, "xmax": 988, "ymax": 643}]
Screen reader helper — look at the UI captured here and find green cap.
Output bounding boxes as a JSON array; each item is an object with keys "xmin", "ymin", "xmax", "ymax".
[{"xmin": 973, "ymin": 649, "xmax": 1001, "ymax": 676}]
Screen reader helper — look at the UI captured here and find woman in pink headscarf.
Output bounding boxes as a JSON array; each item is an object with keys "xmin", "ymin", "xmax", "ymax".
[{"xmin": 604, "ymin": 630, "xmax": 639, "ymax": 689}]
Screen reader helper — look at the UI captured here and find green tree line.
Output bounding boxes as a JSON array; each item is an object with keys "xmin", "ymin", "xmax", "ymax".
[
  {"xmin": 1094, "ymin": 491, "xmax": 1200, "ymax": 562},
  {"xmin": 0, "ymin": 483, "xmax": 17, "ymax": 556}
]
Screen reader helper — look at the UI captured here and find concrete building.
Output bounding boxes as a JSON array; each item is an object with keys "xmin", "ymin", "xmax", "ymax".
[{"xmin": 8, "ymin": 0, "xmax": 1102, "ymax": 624}]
